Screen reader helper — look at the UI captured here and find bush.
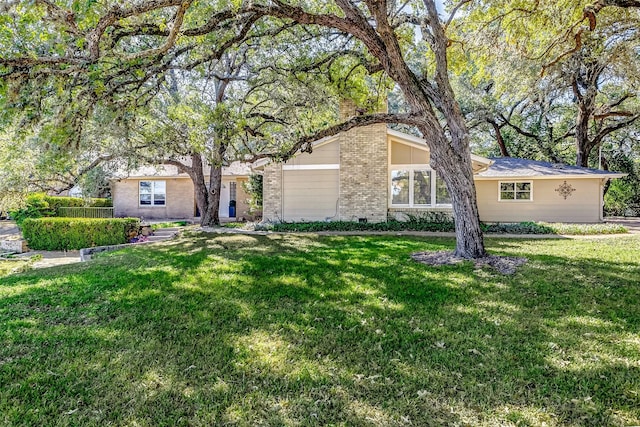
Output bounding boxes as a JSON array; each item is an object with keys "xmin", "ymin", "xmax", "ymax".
[
  {"xmin": 260, "ymin": 220, "xmax": 627, "ymax": 235},
  {"xmin": 9, "ymin": 193, "xmax": 55, "ymax": 225},
  {"xmin": 262, "ymin": 219, "xmax": 456, "ymax": 233},
  {"xmin": 21, "ymin": 217, "xmax": 140, "ymax": 250},
  {"xmin": 10, "ymin": 194, "xmax": 113, "ymax": 224},
  {"xmin": 88, "ymin": 198, "xmax": 113, "ymax": 208},
  {"xmin": 44, "ymin": 196, "xmax": 113, "ymax": 210},
  {"xmin": 481, "ymin": 221, "xmax": 555, "ymax": 234}
]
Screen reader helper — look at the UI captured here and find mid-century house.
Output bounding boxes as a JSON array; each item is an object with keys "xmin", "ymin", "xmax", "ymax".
[
  {"xmin": 111, "ymin": 162, "xmax": 253, "ymax": 220},
  {"xmin": 255, "ymin": 118, "xmax": 625, "ymax": 224}
]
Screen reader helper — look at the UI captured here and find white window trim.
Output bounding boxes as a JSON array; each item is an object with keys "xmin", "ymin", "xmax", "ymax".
[
  {"xmin": 498, "ymin": 180, "xmax": 534, "ymax": 202},
  {"xmin": 389, "ymin": 165, "xmax": 452, "ymax": 208},
  {"xmin": 139, "ymin": 180, "xmax": 167, "ymax": 207}
]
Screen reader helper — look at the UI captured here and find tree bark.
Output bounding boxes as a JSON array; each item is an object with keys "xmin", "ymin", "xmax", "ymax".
[
  {"xmin": 426, "ymin": 130, "xmax": 487, "ymax": 258},
  {"xmin": 204, "ymin": 164, "xmax": 223, "ymax": 226}
]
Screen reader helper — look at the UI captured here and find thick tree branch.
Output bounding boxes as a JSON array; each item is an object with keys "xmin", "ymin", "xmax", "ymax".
[{"xmin": 248, "ymin": 112, "xmax": 422, "ymax": 162}]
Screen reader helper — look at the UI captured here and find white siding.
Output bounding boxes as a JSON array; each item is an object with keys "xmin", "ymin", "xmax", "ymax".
[{"xmin": 476, "ymin": 178, "xmax": 603, "ymax": 223}]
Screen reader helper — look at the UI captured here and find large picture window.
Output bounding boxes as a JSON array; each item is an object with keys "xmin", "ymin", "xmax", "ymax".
[
  {"xmin": 139, "ymin": 181, "xmax": 166, "ymax": 206},
  {"xmin": 499, "ymin": 181, "xmax": 532, "ymax": 201},
  {"xmin": 390, "ymin": 168, "xmax": 450, "ymax": 207}
]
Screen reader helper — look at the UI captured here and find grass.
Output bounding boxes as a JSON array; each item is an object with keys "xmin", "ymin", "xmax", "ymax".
[
  {"xmin": 150, "ymin": 220, "xmax": 189, "ymax": 230},
  {"xmin": 0, "ymin": 258, "xmax": 34, "ymax": 278},
  {"xmin": 1, "ymin": 233, "xmax": 639, "ymax": 426}
]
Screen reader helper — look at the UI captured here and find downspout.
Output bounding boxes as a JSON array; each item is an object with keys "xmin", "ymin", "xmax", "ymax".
[{"xmin": 599, "ymin": 178, "xmax": 606, "ymax": 222}]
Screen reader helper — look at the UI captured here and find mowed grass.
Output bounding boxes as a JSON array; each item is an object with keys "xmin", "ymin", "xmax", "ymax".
[
  {"xmin": 1, "ymin": 234, "xmax": 639, "ymax": 426},
  {"xmin": 0, "ymin": 259, "xmax": 32, "ymax": 278}
]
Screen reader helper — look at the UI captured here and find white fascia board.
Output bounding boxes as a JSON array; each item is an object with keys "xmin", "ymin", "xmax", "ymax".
[{"xmin": 474, "ymin": 173, "xmax": 628, "ymax": 180}]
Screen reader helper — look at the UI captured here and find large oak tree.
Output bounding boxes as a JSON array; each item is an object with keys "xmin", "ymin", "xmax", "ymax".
[{"xmin": 1, "ymin": 0, "xmax": 488, "ymax": 258}]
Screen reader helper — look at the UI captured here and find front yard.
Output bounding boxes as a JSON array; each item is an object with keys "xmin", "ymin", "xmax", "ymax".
[{"xmin": 1, "ymin": 233, "xmax": 639, "ymax": 426}]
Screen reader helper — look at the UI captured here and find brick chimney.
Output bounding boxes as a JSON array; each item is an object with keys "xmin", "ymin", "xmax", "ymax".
[
  {"xmin": 338, "ymin": 98, "xmax": 358, "ymax": 121},
  {"xmin": 338, "ymin": 98, "xmax": 388, "ymax": 121}
]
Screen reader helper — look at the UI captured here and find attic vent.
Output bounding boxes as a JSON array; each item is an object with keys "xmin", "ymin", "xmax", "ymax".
[{"xmin": 551, "ymin": 163, "xmax": 566, "ymax": 169}]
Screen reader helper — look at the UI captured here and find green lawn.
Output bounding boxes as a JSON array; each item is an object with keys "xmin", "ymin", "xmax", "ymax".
[
  {"xmin": 0, "ymin": 259, "xmax": 32, "ymax": 278},
  {"xmin": 1, "ymin": 233, "xmax": 639, "ymax": 426}
]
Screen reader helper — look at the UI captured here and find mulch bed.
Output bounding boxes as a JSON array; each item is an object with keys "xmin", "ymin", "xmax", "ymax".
[{"xmin": 411, "ymin": 251, "xmax": 528, "ymax": 275}]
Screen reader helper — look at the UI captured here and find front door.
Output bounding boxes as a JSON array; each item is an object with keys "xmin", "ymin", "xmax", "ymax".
[{"xmin": 219, "ymin": 181, "xmax": 231, "ymax": 218}]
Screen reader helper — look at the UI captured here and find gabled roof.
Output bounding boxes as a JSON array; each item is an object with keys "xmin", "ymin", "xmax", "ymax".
[
  {"xmin": 252, "ymin": 127, "xmax": 493, "ymax": 169},
  {"xmin": 475, "ymin": 157, "xmax": 626, "ymax": 179}
]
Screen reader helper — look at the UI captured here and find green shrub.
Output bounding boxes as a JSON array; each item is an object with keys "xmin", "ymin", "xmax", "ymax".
[
  {"xmin": 88, "ymin": 198, "xmax": 113, "ymax": 208},
  {"xmin": 261, "ymin": 220, "xmax": 628, "ymax": 235},
  {"xmin": 10, "ymin": 194, "xmax": 113, "ymax": 224},
  {"xmin": 263, "ymin": 219, "xmax": 456, "ymax": 233},
  {"xmin": 21, "ymin": 217, "xmax": 140, "ymax": 250},
  {"xmin": 481, "ymin": 221, "xmax": 555, "ymax": 234},
  {"xmin": 44, "ymin": 196, "xmax": 113, "ymax": 210},
  {"xmin": 9, "ymin": 193, "xmax": 55, "ymax": 225}
]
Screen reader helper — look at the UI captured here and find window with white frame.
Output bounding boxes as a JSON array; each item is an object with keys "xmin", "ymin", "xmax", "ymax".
[
  {"xmin": 229, "ymin": 181, "xmax": 237, "ymax": 202},
  {"xmin": 499, "ymin": 181, "xmax": 532, "ymax": 201},
  {"xmin": 139, "ymin": 181, "xmax": 166, "ymax": 206},
  {"xmin": 390, "ymin": 168, "xmax": 451, "ymax": 207}
]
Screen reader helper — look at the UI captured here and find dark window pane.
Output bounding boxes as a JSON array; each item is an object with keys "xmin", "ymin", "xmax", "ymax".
[
  {"xmin": 413, "ymin": 170, "xmax": 431, "ymax": 205},
  {"xmin": 140, "ymin": 194, "xmax": 151, "ymax": 205},
  {"xmin": 516, "ymin": 191, "xmax": 531, "ymax": 200},
  {"xmin": 436, "ymin": 176, "xmax": 451, "ymax": 204},
  {"xmin": 517, "ymin": 182, "xmax": 531, "ymax": 191},
  {"xmin": 391, "ymin": 170, "xmax": 409, "ymax": 204},
  {"xmin": 139, "ymin": 181, "xmax": 152, "ymax": 194},
  {"xmin": 500, "ymin": 182, "xmax": 514, "ymax": 192},
  {"xmin": 500, "ymin": 191, "xmax": 514, "ymax": 200}
]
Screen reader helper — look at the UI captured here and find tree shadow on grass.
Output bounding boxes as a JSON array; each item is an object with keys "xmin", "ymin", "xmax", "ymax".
[{"xmin": 0, "ymin": 233, "xmax": 638, "ymax": 425}]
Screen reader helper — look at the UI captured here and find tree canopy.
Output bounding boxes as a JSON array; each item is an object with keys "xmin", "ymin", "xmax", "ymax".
[{"xmin": 1, "ymin": 0, "xmax": 639, "ymax": 255}]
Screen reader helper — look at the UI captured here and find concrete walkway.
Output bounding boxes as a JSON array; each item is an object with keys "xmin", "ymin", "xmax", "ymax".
[
  {"xmin": 0, "ymin": 220, "xmax": 19, "ymax": 239},
  {"xmin": 605, "ymin": 217, "xmax": 640, "ymax": 234}
]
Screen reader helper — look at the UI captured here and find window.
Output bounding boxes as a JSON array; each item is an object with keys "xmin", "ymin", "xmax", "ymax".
[
  {"xmin": 229, "ymin": 181, "xmax": 237, "ymax": 202},
  {"xmin": 391, "ymin": 170, "xmax": 410, "ymax": 204},
  {"xmin": 139, "ymin": 181, "xmax": 166, "ymax": 206},
  {"xmin": 499, "ymin": 181, "xmax": 532, "ymax": 201},
  {"xmin": 390, "ymin": 168, "xmax": 450, "ymax": 207},
  {"xmin": 413, "ymin": 170, "xmax": 431, "ymax": 205}
]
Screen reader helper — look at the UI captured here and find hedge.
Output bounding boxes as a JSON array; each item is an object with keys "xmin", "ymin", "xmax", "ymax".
[
  {"xmin": 258, "ymin": 220, "xmax": 628, "ymax": 235},
  {"xmin": 10, "ymin": 194, "xmax": 113, "ymax": 225},
  {"xmin": 21, "ymin": 217, "xmax": 140, "ymax": 250},
  {"xmin": 44, "ymin": 196, "xmax": 111, "ymax": 209}
]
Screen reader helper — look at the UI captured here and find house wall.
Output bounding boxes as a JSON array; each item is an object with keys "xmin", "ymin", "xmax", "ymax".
[
  {"xmin": 112, "ymin": 178, "xmax": 195, "ymax": 220},
  {"xmin": 235, "ymin": 177, "xmax": 254, "ymax": 220},
  {"xmin": 390, "ymin": 141, "xmax": 429, "ymax": 165},
  {"xmin": 263, "ymin": 163, "xmax": 283, "ymax": 222},
  {"xmin": 339, "ymin": 123, "xmax": 388, "ymax": 222},
  {"xmin": 475, "ymin": 178, "xmax": 603, "ymax": 223}
]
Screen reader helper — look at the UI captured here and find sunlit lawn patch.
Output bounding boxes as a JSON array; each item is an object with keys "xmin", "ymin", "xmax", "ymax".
[{"xmin": 1, "ymin": 234, "xmax": 639, "ymax": 426}]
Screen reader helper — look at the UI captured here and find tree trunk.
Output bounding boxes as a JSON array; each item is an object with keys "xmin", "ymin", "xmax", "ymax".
[
  {"xmin": 575, "ymin": 102, "xmax": 593, "ymax": 167},
  {"xmin": 429, "ymin": 142, "xmax": 487, "ymax": 258},
  {"xmin": 204, "ymin": 164, "xmax": 223, "ymax": 226},
  {"xmin": 572, "ymin": 67, "xmax": 599, "ymax": 167}
]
